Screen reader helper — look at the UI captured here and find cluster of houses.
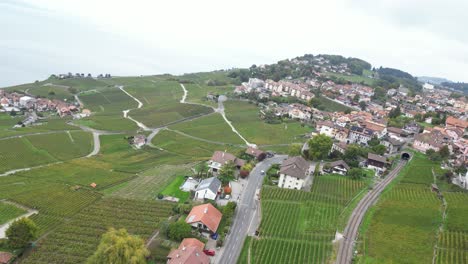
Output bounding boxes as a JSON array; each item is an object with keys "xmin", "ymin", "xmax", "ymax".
[
  {"xmin": 0, "ymin": 90, "xmax": 89, "ymax": 122},
  {"xmin": 54, "ymin": 72, "xmax": 112, "ymax": 79},
  {"xmin": 235, "ymin": 78, "xmax": 315, "ymax": 102},
  {"xmin": 413, "ymin": 116, "xmax": 468, "ymax": 168}
]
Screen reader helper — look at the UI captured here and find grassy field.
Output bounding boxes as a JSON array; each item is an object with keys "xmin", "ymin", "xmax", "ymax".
[
  {"xmin": 24, "ymin": 198, "xmax": 173, "ymax": 264},
  {"xmin": 0, "ymin": 202, "xmax": 27, "ymax": 225},
  {"xmin": 0, "ymin": 115, "xmax": 79, "ymax": 138},
  {"xmin": 246, "ymin": 175, "xmax": 367, "ymax": 264},
  {"xmin": 182, "ymin": 83, "xmax": 233, "ymax": 107},
  {"xmin": 27, "ymin": 85, "xmax": 74, "ymax": 101},
  {"xmin": 317, "ymin": 96, "xmax": 354, "ymax": 112},
  {"xmin": 169, "ymin": 113, "xmax": 244, "ymax": 145},
  {"xmin": 106, "ymin": 163, "xmax": 194, "ymax": 200},
  {"xmin": 358, "ymin": 154, "xmax": 443, "ymax": 264},
  {"xmin": 326, "ymin": 72, "xmax": 375, "ymax": 86},
  {"xmin": 224, "ymin": 101, "xmax": 310, "ymax": 145}
]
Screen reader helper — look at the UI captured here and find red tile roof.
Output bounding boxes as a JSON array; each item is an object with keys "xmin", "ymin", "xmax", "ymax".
[
  {"xmin": 186, "ymin": 203, "xmax": 222, "ymax": 233},
  {"xmin": 167, "ymin": 238, "xmax": 209, "ymax": 264},
  {"xmin": 0, "ymin": 252, "xmax": 13, "ymax": 264}
]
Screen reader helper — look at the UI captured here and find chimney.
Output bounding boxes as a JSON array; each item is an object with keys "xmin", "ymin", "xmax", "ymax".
[
  {"xmin": 182, "ymin": 246, "xmax": 186, "ymax": 251},
  {"xmin": 204, "ymin": 207, "xmax": 208, "ymax": 214}
]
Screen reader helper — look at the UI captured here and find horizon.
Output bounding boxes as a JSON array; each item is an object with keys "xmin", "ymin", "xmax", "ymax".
[{"xmin": 2, "ymin": 0, "xmax": 468, "ymax": 87}]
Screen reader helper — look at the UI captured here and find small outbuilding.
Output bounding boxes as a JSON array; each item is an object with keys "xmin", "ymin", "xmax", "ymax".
[{"xmin": 194, "ymin": 177, "xmax": 221, "ymax": 201}]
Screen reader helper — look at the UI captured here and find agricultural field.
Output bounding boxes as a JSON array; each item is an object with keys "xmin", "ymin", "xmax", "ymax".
[
  {"xmin": 27, "ymin": 85, "xmax": 74, "ymax": 101},
  {"xmin": 181, "ymin": 82, "xmax": 234, "ymax": 107},
  {"xmin": 358, "ymin": 154, "xmax": 443, "ymax": 264},
  {"xmin": 169, "ymin": 113, "xmax": 244, "ymax": 145},
  {"xmin": 151, "ymin": 130, "xmax": 242, "ymax": 160},
  {"xmin": 78, "ymin": 87, "xmax": 138, "ymax": 131},
  {"xmin": 130, "ymin": 103, "xmax": 212, "ymax": 128},
  {"xmin": 434, "ymin": 192, "xmax": 468, "ymax": 264},
  {"xmin": 23, "ymin": 198, "xmax": 173, "ymax": 264},
  {"xmin": 316, "ymin": 96, "xmax": 353, "ymax": 112},
  {"xmin": 224, "ymin": 101, "xmax": 311, "ymax": 145},
  {"xmin": 96, "ymin": 134, "xmax": 189, "ymax": 173},
  {"xmin": 245, "ymin": 175, "xmax": 367, "ymax": 264},
  {"xmin": 106, "ymin": 163, "xmax": 194, "ymax": 200},
  {"xmin": 0, "ymin": 202, "xmax": 27, "ymax": 225},
  {"xmin": 0, "ymin": 131, "xmax": 93, "ymax": 173},
  {"xmin": 0, "ymin": 115, "xmax": 79, "ymax": 138}
]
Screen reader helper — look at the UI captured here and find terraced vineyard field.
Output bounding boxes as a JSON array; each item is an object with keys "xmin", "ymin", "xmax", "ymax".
[
  {"xmin": 0, "ymin": 201, "xmax": 27, "ymax": 225},
  {"xmin": 224, "ymin": 101, "xmax": 310, "ymax": 145},
  {"xmin": 435, "ymin": 192, "xmax": 468, "ymax": 264},
  {"xmin": 0, "ymin": 131, "xmax": 93, "ymax": 173},
  {"xmin": 246, "ymin": 175, "xmax": 367, "ymax": 264},
  {"xmin": 24, "ymin": 198, "xmax": 173, "ymax": 264},
  {"xmin": 358, "ymin": 154, "xmax": 443, "ymax": 264}
]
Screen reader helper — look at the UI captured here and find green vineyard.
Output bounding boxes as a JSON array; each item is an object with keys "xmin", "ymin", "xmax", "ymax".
[
  {"xmin": 23, "ymin": 198, "xmax": 173, "ymax": 264},
  {"xmin": 247, "ymin": 175, "xmax": 367, "ymax": 264}
]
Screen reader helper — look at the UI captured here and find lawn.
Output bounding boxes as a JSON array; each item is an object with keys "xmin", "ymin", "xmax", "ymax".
[
  {"xmin": 0, "ymin": 202, "xmax": 27, "ymax": 225},
  {"xmin": 224, "ymin": 101, "xmax": 311, "ymax": 145},
  {"xmin": 169, "ymin": 113, "xmax": 244, "ymax": 145},
  {"xmin": 326, "ymin": 72, "xmax": 375, "ymax": 86},
  {"xmin": 160, "ymin": 175, "xmax": 190, "ymax": 203}
]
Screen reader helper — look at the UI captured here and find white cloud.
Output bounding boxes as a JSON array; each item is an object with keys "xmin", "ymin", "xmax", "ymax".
[{"xmin": 1, "ymin": 0, "xmax": 467, "ymax": 86}]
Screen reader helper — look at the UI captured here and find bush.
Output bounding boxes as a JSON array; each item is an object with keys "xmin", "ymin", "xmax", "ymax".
[
  {"xmin": 157, "ymin": 193, "xmax": 164, "ymax": 199},
  {"xmin": 168, "ymin": 221, "xmax": 192, "ymax": 242}
]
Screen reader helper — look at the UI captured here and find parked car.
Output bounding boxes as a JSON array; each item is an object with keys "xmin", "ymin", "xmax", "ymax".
[{"xmin": 203, "ymin": 249, "xmax": 216, "ymax": 256}]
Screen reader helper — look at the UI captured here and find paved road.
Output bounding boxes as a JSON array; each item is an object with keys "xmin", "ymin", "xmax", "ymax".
[
  {"xmin": 335, "ymin": 160, "xmax": 407, "ymax": 264},
  {"xmin": 217, "ymin": 155, "xmax": 287, "ymax": 264}
]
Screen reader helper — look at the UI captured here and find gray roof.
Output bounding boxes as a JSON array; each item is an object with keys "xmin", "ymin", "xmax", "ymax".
[
  {"xmin": 195, "ymin": 177, "xmax": 221, "ymax": 193},
  {"xmin": 280, "ymin": 156, "xmax": 310, "ymax": 179},
  {"xmin": 329, "ymin": 160, "xmax": 350, "ymax": 170},
  {"xmin": 368, "ymin": 153, "xmax": 387, "ymax": 163}
]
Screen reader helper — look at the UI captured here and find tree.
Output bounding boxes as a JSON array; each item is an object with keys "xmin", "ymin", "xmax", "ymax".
[
  {"xmin": 439, "ymin": 145, "xmax": 450, "ymax": 159},
  {"xmin": 87, "ymin": 228, "xmax": 149, "ymax": 264},
  {"xmin": 348, "ymin": 168, "xmax": 364, "ymax": 180},
  {"xmin": 388, "ymin": 105, "xmax": 401, "ymax": 118},
  {"xmin": 167, "ymin": 221, "xmax": 192, "ymax": 242},
  {"xmin": 6, "ymin": 218, "xmax": 38, "ymax": 248},
  {"xmin": 218, "ymin": 161, "xmax": 236, "ymax": 184},
  {"xmin": 359, "ymin": 101, "xmax": 367, "ymax": 110},
  {"xmin": 308, "ymin": 134, "xmax": 333, "ymax": 160},
  {"xmin": 371, "ymin": 144, "xmax": 387, "ymax": 155},
  {"xmin": 368, "ymin": 137, "xmax": 380, "ymax": 147},
  {"xmin": 10, "ymin": 110, "xmax": 16, "ymax": 116},
  {"xmin": 343, "ymin": 144, "xmax": 367, "ymax": 168},
  {"xmin": 288, "ymin": 143, "xmax": 303, "ymax": 157}
]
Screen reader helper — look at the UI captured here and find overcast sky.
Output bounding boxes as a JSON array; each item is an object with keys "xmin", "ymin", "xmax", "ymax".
[{"xmin": 1, "ymin": 0, "xmax": 467, "ymax": 87}]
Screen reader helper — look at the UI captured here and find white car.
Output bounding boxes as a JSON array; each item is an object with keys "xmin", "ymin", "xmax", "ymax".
[{"xmin": 261, "ymin": 170, "xmax": 265, "ymax": 175}]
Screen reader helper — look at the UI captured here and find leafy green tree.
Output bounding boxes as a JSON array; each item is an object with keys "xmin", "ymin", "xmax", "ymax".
[
  {"xmin": 167, "ymin": 221, "xmax": 192, "ymax": 242},
  {"xmin": 6, "ymin": 217, "xmax": 38, "ymax": 248},
  {"xmin": 388, "ymin": 105, "xmax": 401, "ymax": 118},
  {"xmin": 343, "ymin": 144, "xmax": 367, "ymax": 167},
  {"xmin": 87, "ymin": 228, "xmax": 149, "ymax": 264},
  {"xmin": 288, "ymin": 143, "xmax": 303, "ymax": 157},
  {"xmin": 359, "ymin": 101, "xmax": 367, "ymax": 110},
  {"xmin": 368, "ymin": 137, "xmax": 380, "ymax": 147},
  {"xmin": 308, "ymin": 134, "xmax": 333, "ymax": 160},
  {"xmin": 348, "ymin": 168, "xmax": 365, "ymax": 179},
  {"xmin": 439, "ymin": 145, "xmax": 450, "ymax": 159},
  {"xmin": 218, "ymin": 161, "xmax": 236, "ymax": 184},
  {"xmin": 371, "ymin": 144, "xmax": 387, "ymax": 155}
]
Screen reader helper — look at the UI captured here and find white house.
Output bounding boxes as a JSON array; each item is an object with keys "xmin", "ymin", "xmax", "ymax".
[
  {"xmin": 19, "ymin": 96, "xmax": 35, "ymax": 107},
  {"xmin": 207, "ymin": 151, "xmax": 245, "ymax": 173},
  {"xmin": 194, "ymin": 177, "xmax": 221, "ymax": 201},
  {"xmin": 278, "ymin": 156, "xmax": 310, "ymax": 190}
]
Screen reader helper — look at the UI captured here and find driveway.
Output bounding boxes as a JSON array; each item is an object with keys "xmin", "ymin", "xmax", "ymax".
[{"xmin": 216, "ymin": 155, "xmax": 287, "ymax": 264}]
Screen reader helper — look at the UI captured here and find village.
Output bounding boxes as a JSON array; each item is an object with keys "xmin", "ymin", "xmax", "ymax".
[{"xmin": 0, "ymin": 89, "xmax": 90, "ymax": 127}]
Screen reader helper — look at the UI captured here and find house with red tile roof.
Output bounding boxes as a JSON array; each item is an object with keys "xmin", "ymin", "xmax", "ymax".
[
  {"xmin": 208, "ymin": 151, "xmax": 245, "ymax": 173},
  {"xmin": 167, "ymin": 238, "xmax": 209, "ymax": 264},
  {"xmin": 186, "ymin": 203, "xmax": 222, "ymax": 234}
]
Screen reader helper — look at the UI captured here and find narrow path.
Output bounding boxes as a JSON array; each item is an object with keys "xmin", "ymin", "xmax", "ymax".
[
  {"xmin": 431, "ymin": 169, "xmax": 447, "ymax": 264},
  {"xmin": 66, "ymin": 131, "xmax": 74, "ymax": 142},
  {"xmin": 74, "ymin": 94, "xmax": 84, "ymax": 107},
  {"xmin": 86, "ymin": 132, "xmax": 100, "ymax": 157},
  {"xmin": 179, "ymin": 84, "xmax": 253, "ymax": 147},
  {"xmin": 119, "ymin": 86, "xmax": 150, "ymax": 131},
  {"xmin": 0, "ymin": 200, "xmax": 38, "ymax": 239},
  {"xmin": 336, "ymin": 160, "xmax": 407, "ymax": 264},
  {"xmin": 0, "ymin": 130, "xmax": 71, "ymax": 141}
]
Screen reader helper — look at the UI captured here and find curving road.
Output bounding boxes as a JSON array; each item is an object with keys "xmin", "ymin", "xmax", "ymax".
[{"xmin": 336, "ymin": 160, "xmax": 407, "ymax": 264}]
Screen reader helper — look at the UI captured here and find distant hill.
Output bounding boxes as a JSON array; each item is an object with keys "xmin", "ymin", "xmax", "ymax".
[
  {"xmin": 440, "ymin": 82, "xmax": 468, "ymax": 95},
  {"xmin": 417, "ymin": 76, "xmax": 452, "ymax": 85}
]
